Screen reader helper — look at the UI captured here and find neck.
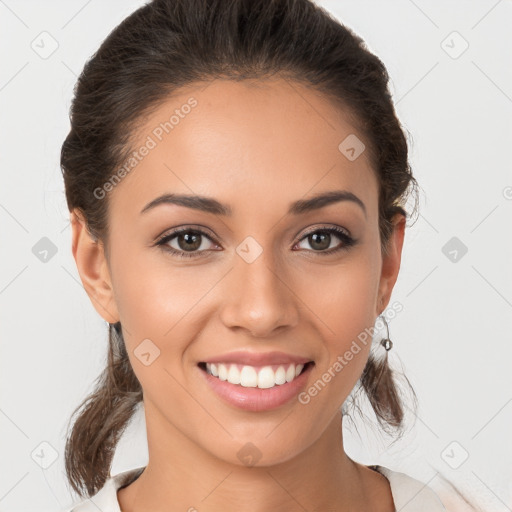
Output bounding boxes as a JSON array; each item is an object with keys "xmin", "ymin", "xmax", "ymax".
[{"xmin": 117, "ymin": 403, "xmax": 379, "ymax": 512}]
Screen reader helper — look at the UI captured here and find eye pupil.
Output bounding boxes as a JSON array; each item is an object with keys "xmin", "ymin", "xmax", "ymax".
[
  {"xmin": 309, "ymin": 232, "xmax": 330, "ymax": 251},
  {"xmin": 178, "ymin": 232, "xmax": 201, "ymax": 251}
]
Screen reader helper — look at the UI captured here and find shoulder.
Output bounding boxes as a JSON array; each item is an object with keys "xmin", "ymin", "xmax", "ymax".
[
  {"xmin": 370, "ymin": 465, "xmax": 447, "ymax": 512},
  {"xmin": 59, "ymin": 467, "xmax": 146, "ymax": 512}
]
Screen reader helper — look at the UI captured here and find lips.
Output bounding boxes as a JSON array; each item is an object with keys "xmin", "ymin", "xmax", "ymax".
[{"xmin": 198, "ymin": 358, "xmax": 315, "ymax": 411}]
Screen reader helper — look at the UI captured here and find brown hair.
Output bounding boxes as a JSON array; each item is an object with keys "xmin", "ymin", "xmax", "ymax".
[{"xmin": 62, "ymin": 0, "xmax": 421, "ymax": 499}]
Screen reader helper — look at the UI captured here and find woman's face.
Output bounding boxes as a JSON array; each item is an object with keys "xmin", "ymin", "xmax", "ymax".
[{"xmin": 73, "ymin": 78, "xmax": 404, "ymax": 467}]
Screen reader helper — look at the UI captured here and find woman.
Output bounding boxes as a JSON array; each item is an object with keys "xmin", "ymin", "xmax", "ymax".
[{"xmin": 60, "ymin": 0, "xmax": 473, "ymax": 510}]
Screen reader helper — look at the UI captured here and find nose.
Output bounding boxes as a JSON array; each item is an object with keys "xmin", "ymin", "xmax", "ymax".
[{"xmin": 219, "ymin": 250, "xmax": 300, "ymax": 338}]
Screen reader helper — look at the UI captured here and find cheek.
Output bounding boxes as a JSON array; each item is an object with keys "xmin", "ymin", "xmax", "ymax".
[
  {"xmin": 295, "ymin": 251, "xmax": 380, "ymax": 391},
  {"xmin": 110, "ymin": 235, "xmax": 165, "ymax": 317},
  {"xmin": 108, "ymin": 241, "xmax": 177, "ymax": 344},
  {"xmin": 299, "ymin": 251, "xmax": 380, "ymax": 334},
  {"xmin": 110, "ymin": 242, "xmax": 218, "ymax": 361}
]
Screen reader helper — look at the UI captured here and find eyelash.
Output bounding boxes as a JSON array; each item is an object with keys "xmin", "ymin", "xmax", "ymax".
[{"xmin": 154, "ymin": 225, "xmax": 356, "ymax": 259}]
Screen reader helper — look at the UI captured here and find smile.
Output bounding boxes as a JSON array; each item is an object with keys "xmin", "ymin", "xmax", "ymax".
[
  {"xmin": 198, "ymin": 360, "xmax": 315, "ymax": 411},
  {"xmin": 202, "ymin": 362, "xmax": 312, "ymax": 389}
]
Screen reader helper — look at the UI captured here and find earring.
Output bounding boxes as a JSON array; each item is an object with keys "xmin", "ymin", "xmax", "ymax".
[{"xmin": 379, "ymin": 314, "xmax": 393, "ymax": 352}]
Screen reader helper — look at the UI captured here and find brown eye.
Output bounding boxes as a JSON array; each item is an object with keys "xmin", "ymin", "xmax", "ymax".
[
  {"xmin": 307, "ymin": 232, "xmax": 331, "ymax": 251},
  {"xmin": 175, "ymin": 231, "xmax": 202, "ymax": 252},
  {"xmin": 295, "ymin": 227, "xmax": 356, "ymax": 255},
  {"xmin": 156, "ymin": 228, "xmax": 218, "ymax": 259}
]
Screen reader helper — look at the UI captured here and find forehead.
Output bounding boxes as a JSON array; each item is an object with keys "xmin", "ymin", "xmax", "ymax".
[{"xmin": 108, "ymin": 78, "xmax": 378, "ymax": 222}]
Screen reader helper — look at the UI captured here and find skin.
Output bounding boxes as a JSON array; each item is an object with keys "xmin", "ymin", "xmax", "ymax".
[{"xmin": 71, "ymin": 77, "xmax": 405, "ymax": 512}]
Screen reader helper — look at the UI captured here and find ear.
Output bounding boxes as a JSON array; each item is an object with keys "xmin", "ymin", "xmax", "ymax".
[
  {"xmin": 377, "ymin": 213, "xmax": 406, "ymax": 316},
  {"xmin": 70, "ymin": 209, "xmax": 120, "ymax": 324}
]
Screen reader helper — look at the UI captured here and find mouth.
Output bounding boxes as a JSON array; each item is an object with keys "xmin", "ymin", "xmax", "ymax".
[{"xmin": 197, "ymin": 361, "xmax": 314, "ymax": 389}]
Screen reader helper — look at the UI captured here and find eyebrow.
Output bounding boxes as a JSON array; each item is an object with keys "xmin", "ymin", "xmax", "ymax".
[{"xmin": 140, "ymin": 190, "xmax": 367, "ymax": 218}]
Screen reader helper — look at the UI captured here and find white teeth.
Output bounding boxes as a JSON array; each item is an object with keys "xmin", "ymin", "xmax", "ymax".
[
  {"xmin": 275, "ymin": 366, "xmax": 286, "ymax": 385},
  {"xmin": 218, "ymin": 364, "xmax": 228, "ymax": 381},
  {"xmin": 257, "ymin": 366, "xmax": 275, "ymax": 389},
  {"xmin": 285, "ymin": 364, "xmax": 295, "ymax": 382},
  {"xmin": 240, "ymin": 366, "xmax": 258, "ymax": 387},
  {"xmin": 227, "ymin": 364, "xmax": 241, "ymax": 385},
  {"xmin": 204, "ymin": 362, "xmax": 308, "ymax": 388}
]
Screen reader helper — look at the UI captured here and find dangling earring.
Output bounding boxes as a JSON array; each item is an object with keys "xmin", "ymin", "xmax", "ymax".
[{"xmin": 379, "ymin": 314, "xmax": 393, "ymax": 352}]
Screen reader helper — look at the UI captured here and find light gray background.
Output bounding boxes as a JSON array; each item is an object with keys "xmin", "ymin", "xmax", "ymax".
[{"xmin": 1, "ymin": 1, "xmax": 511, "ymax": 511}]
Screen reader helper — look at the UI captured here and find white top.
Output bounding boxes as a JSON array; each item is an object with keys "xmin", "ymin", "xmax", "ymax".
[{"xmin": 62, "ymin": 464, "xmax": 447, "ymax": 512}]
